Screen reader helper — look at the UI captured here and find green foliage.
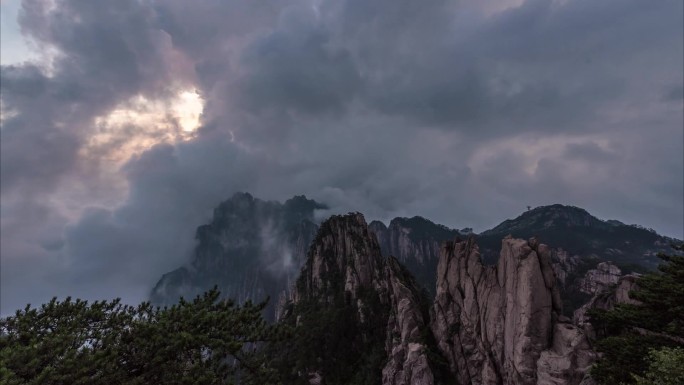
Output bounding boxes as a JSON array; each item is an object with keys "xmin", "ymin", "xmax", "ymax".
[
  {"xmin": 589, "ymin": 244, "xmax": 684, "ymax": 385},
  {"xmin": 629, "ymin": 251, "xmax": 684, "ymax": 337},
  {"xmin": 0, "ymin": 288, "xmax": 285, "ymax": 385},
  {"xmin": 632, "ymin": 347, "xmax": 684, "ymax": 385},
  {"xmin": 271, "ymin": 288, "xmax": 390, "ymax": 385},
  {"xmin": 590, "ymin": 334, "xmax": 673, "ymax": 385},
  {"xmin": 477, "ymin": 205, "xmax": 674, "ymax": 269}
]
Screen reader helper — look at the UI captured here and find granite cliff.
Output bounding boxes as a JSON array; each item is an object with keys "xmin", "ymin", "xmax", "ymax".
[
  {"xmin": 278, "ymin": 213, "xmax": 439, "ymax": 385},
  {"xmin": 277, "ymin": 214, "xmax": 599, "ymax": 385},
  {"xmin": 573, "ymin": 271, "xmax": 641, "ymax": 331},
  {"xmin": 147, "ymin": 198, "xmax": 680, "ymax": 384},
  {"xmin": 430, "ymin": 236, "xmax": 596, "ymax": 385},
  {"xmin": 370, "ymin": 217, "xmax": 462, "ymax": 298},
  {"xmin": 150, "ymin": 193, "xmax": 325, "ymax": 320},
  {"xmin": 475, "ymin": 204, "xmax": 677, "ymax": 318}
]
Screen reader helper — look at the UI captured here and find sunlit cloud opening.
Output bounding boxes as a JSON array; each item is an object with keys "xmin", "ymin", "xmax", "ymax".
[
  {"xmin": 174, "ymin": 91, "xmax": 203, "ymax": 133},
  {"xmin": 84, "ymin": 90, "xmax": 205, "ymax": 164}
]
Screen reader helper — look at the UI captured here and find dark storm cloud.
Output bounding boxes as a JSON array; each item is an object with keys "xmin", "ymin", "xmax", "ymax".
[
  {"xmin": 664, "ymin": 84, "xmax": 684, "ymax": 102},
  {"xmin": 1, "ymin": 0, "xmax": 188, "ymax": 196},
  {"xmin": 1, "ymin": 64, "xmax": 78, "ymax": 194},
  {"xmin": 1, "ymin": 0, "xmax": 197, "ymax": 312},
  {"xmin": 1, "ymin": 0, "xmax": 682, "ymax": 314},
  {"xmin": 19, "ymin": 0, "xmax": 178, "ymax": 96},
  {"xmin": 237, "ymin": 12, "xmax": 362, "ymax": 116}
]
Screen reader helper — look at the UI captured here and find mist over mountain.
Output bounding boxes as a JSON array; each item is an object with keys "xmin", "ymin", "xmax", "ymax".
[
  {"xmin": 2, "ymin": 0, "xmax": 682, "ymax": 317},
  {"xmin": 151, "ymin": 193, "xmax": 680, "ymax": 324},
  {"xmin": 2, "ymin": 0, "xmax": 682, "ymax": 382},
  {"xmin": 150, "ymin": 192, "xmax": 326, "ymax": 319}
]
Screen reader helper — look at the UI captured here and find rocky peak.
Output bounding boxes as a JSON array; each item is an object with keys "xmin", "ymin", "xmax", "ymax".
[
  {"xmin": 370, "ymin": 216, "xmax": 459, "ymax": 298},
  {"xmin": 282, "ymin": 213, "xmax": 436, "ymax": 385},
  {"xmin": 574, "ymin": 273, "xmax": 641, "ymax": 329},
  {"xmin": 576, "ymin": 262, "xmax": 622, "ymax": 295},
  {"xmin": 293, "ymin": 213, "xmax": 387, "ymax": 303},
  {"xmin": 431, "ymin": 236, "xmax": 595, "ymax": 385},
  {"xmin": 150, "ymin": 193, "xmax": 323, "ymax": 320},
  {"xmin": 482, "ymin": 205, "xmax": 606, "ymax": 235}
]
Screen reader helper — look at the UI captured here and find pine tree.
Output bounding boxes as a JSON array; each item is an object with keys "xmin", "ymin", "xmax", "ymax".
[
  {"xmin": 589, "ymin": 244, "xmax": 684, "ymax": 384},
  {"xmin": 0, "ymin": 288, "xmax": 286, "ymax": 385}
]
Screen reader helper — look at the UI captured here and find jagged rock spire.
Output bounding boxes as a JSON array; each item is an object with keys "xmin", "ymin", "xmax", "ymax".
[{"xmin": 431, "ymin": 236, "xmax": 595, "ymax": 385}]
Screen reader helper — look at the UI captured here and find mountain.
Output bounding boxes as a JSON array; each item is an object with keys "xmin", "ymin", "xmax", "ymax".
[
  {"xmin": 369, "ymin": 217, "xmax": 464, "ymax": 298},
  {"xmin": 145, "ymin": 195, "xmax": 681, "ymax": 384},
  {"xmin": 474, "ymin": 204, "xmax": 680, "ymax": 317},
  {"xmin": 274, "ymin": 214, "xmax": 595, "ymax": 384},
  {"xmin": 477, "ymin": 204, "xmax": 677, "ymax": 269},
  {"xmin": 430, "ymin": 236, "xmax": 596, "ymax": 385},
  {"xmin": 151, "ymin": 198, "xmax": 679, "ymax": 323},
  {"xmin": 275, "ymin": 213, "xmax": 443, "ymax": 385},
  {"xmin": 150, "ymin": 192, "xmax": 326, "ymax": 320}
]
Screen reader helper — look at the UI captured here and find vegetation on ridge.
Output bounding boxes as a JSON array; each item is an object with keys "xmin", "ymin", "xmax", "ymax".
[
  {"xmin": 588, "ymin": 244, "xmax": 684, "ymax": 385},
  {"xmin": 0, "ymin": 288, "xmax": 286, "ymax": 385}
]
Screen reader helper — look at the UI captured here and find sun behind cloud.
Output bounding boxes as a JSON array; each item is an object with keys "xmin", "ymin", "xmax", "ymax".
[
  {"xmin": 173, "ymin": 90, "xmax": 204, "ymax": 133},
  {"xmin": 83, "ymin": 90, "xmax": 204, "ymax": 164}
]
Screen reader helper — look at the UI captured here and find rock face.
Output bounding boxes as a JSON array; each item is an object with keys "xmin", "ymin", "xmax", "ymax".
[
  {"xmin": 431, "ymin": 236, "xmax": 595, "ymax": 385},
  {"xmin": 576, "ymin": 262, "xmax": 622, "ymax": 295},
  {"xmin": 150, "ymin": 193, "xmax": 325, "ymax": 320},
  {"xmin": 290, "ymin": 213, "xmax": 389, "ymax": 306},
  {"xmin": 382, "ymin": 256, "xmax": 435, "ymax": 385},
  {"xmin": 550, "ymin": 249, "xmax": 584, "ymax": 289},
  {"xmin": 370, "ymin": 217, "xmax": 461, "ymax": 298},
  {"xmin": 283, "ymin": 213, "xmax": 435, "ymax": 385},
  {"xmin": 476, "ymin": 204, "xmax": 680, "ymax": 318},
  {"xmin": 573, "ymin": 274, "xmax": 641, "ymax": 327}
]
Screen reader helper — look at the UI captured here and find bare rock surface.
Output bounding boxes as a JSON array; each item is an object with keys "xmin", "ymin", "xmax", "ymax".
[
  {"xmin": 573, "ymin": 273, "xmax": 641, "ymax": 327},
  {"xmin": 576, "ymin": 262, "xmax": 622, "ymax": 295},
  {"xmin": 285, "ymin": 213, "xmax": 435, "ymax": 385},
  {"xmin": 382, "ymin": 257, "xmax": 435, "ymax": 385},
  {"xmin": 150, "ymin": 193, "xmax": 322, "ymax": 320},
  {"xmin": 431, "ymin": 236, "xmax": 595, "ymax": 385},
  {"xmin": 370, "ymin": 217, "xmax": 460, "ymax": 298}
]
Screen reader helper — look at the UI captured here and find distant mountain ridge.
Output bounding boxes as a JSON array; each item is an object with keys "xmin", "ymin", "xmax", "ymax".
[
  {"xmin": 146, "ymin": 195, "xmax": 681, "ymax": 384},
  {"xmin": 150, "ymin": 192, "xmax": 326, "ymax": 320},
  {"xmin": 370, "ymin": 217, "xmax": 466, "ymax": 298},
  {"xmin": 474, "ymin": 204, "xmax": 681, "ymax": 316},
  {"xmin": 477, "ymin": 204, "xmax": 679, "ymax": 269},
  {"xmin": 150, "ymin": 196, "xmax": 680, "ymax": 322}
]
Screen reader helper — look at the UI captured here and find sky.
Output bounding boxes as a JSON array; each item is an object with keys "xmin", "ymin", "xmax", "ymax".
[{"xmin": 1, "ymin": 0, "xmax": 682, "ymax": 314}]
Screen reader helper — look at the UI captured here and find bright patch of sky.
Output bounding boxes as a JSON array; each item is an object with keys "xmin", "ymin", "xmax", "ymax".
[
  {"xmin": 0, "ymin": 0, "xmax": 37, "ymax": 65},
  {"xmin": 84, "ymin": 90, "xmax": 204, "ymax": 164}
]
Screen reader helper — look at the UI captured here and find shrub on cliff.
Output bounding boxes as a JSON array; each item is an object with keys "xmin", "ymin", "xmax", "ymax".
[{"xmin": 589, "ymin": 244, "xmax": 684, "ymax": 384}]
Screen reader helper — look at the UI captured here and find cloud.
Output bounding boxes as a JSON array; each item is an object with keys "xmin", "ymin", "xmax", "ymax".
[{"xmin": 1, "ymin": 0, "xmax": 682, "ymax": 314}]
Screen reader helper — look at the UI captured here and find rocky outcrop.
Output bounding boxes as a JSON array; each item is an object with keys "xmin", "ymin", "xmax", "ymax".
[
  {"xmin": 573, "ymin": 274, "xmax": 641, "ymax": 327},
  {"xmin": 382, "ymin": 257, "xmax": 435, "ymax": 385},
  {"xmin": 550, "ymin": 249, "xmax": 583, "ymax": 289},
  {"xmin": 370, "ymin": 217, "xmax": 456, "ymax": 266},
  {"xmin": 283, "ymin": 213, "xmax": 435, "ymax": 385},
  {"xmin": 150, "ymin": 193, "xmax": 324, "ymax": 320},
  {"xmin": 576, "ymin": 262, "xmax": 622, "ymax": 295},
  {"xmin": 291, "ymin": 213, "xmax": 387, "ymax": 304},
  {"xmin": 370, "ymin": 217, "xmax": 459, "ymax": 297},
  {"xmin": 431, "ymin": 236, "xmax": 595, "ymax": 385}
]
